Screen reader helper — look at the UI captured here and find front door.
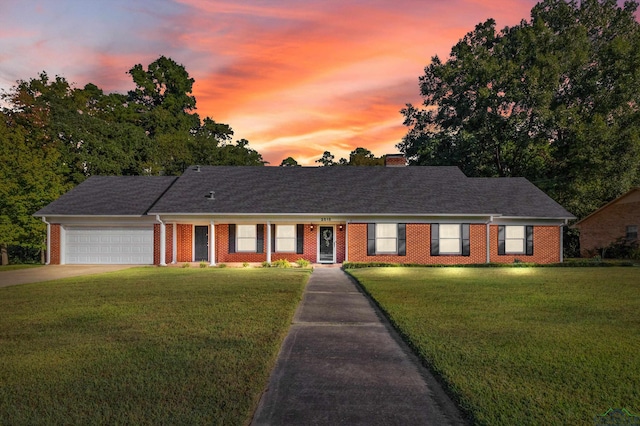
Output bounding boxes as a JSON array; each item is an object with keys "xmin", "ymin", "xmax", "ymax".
[
  {"xmin": 319, "ymin": 226, "xmax": 335, "ymax": 263},
  {"xmin": 194, "ymin": 226, "xmax": 209, "ymax": 261}
]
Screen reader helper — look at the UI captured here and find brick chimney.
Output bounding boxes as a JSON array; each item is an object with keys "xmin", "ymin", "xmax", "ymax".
[{"xmin": 384, "ymin": 154, "xmax": 406, "ymax": 167}]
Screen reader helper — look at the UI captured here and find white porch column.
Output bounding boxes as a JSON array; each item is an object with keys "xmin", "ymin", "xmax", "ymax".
[
  {"xmin": 266, "ymin": 221, "xmax": 272, "ymax": 264},
  {"xmin": 344, "ymin": 221, "xmax": 349, "ymax": 262},
  {"xmin": 209, "ymin": 221, "xmax": 216, "ymax": 266},
  {"xmin": 159, "ymin": 217, "xmax": 166, "ymax": 266},
  {"xmin": 60, "ymin": 225, "xmax": 66, "ymax": 265},
  {"xmin": 172, "ymin": 223, "xmax": 177, "ymax": 264}
]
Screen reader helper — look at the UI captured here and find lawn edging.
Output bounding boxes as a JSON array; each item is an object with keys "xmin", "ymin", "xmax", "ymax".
[
  {"xmin": 346, "ymin": 267, "xmax": 640, "ymax": 425},
  {"xmin": 344, "ymin": 268, "xmax": 475, "ymax": 424}
]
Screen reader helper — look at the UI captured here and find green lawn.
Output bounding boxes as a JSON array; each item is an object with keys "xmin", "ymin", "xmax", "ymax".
[
  {"xmin": 348, "ymin": 267, "xmax": 640, "ymax": 426},
  {"xmin": 0, "ymin": 267, "xmax": 310, "ymax": 425}
]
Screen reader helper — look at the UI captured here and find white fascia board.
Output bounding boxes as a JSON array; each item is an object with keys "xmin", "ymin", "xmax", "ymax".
[
  {"xmin": 492, "ymin": 217, "xmax": 569, "ymax": 226},
  {"xmin": 150, "ymin": 212, "xmax": 500, "ymax": 224},
  {"xmin": 44, "ymin": 215, "xmax": 157, "ymax": 226}
]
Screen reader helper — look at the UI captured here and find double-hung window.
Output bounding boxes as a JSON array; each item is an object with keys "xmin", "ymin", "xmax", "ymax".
[
  {"xmin": 237, "ymin": 225, "xmax": 257, "ymax": 252},
  {"xmin": 367, "ymin": 223, "xmax": 406, "ymax": 256},
  {"xmin": 626, "ymin": 225, "xmax": 638, "ymax": 241},
  {"xmin": 276, "ymin": 225, "xmax": 296, "ymax": 252},
  {"xmin": 229, "ymin": 224, "xmax": 264, "ymax": 253},
  {"xmin": 505, "ymin": 226, "xmax": 525, "ymax": 254},
  {"xmin": 430, "ymin": 224, "xmax": 470, "ymax": 256},
  {"xmin": 498, "ymin": 225, "xmax": 533, "ymax": 255},
  {"xmin": 376, "ymin": 224, "xmax": 398, "ymax": 254},
  {"xmin": 439, "ymin": 224, "xmax": 462, "ymax": 254}
]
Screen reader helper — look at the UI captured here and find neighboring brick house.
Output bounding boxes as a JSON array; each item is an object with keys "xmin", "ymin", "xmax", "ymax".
[
  {"xmin": 35, "ymin": 159, "xmax": 574, "ymax": 265},
  {"xmin": 572, "ymin": 187, "xmax": 640, "ymax": 257}
]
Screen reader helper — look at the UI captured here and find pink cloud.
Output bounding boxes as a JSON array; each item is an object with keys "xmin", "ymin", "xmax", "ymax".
[{"xmin": 1, "ymin": 0, "xmax": 547, "ymax": 166}]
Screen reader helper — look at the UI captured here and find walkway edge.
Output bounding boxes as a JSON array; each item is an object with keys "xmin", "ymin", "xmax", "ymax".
[{"xmin": 344, "ymin": 269, "xmax": 470, "ymax": 425}]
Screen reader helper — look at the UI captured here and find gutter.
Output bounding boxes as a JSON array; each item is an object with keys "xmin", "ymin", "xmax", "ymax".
[
  {"xmin": 485, "ymin": 216, "xmax": 493, "ymax": 264},
  {"xmin": 41, "ymin": 217, "xmax": 51, "ymax": 265}
]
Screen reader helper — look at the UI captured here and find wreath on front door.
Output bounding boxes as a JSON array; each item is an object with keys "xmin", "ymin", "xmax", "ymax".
[{"xmin": 322, "ymin": 229, "xmax": 333, "ymax": 247}]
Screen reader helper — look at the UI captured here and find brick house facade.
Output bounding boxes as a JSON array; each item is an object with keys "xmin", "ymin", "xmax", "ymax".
[
  {"xmin": 573, "ymin": 188, "xmax": 640, "ymax": 256},
  {"xmin": 35, "ymin": 163, "xmax": 573, "ymax": 266}
]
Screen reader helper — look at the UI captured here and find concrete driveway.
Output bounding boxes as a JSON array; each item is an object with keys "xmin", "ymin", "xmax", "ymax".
[{"xmin": 0, "ymin": 265, "xmax": 137, "ymax": 288}]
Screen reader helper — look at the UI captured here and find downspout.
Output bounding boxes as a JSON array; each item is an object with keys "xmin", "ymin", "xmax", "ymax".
[
  {"xmin": 560, "ymin": 219, "xmax": 567, "ymax": 263},
  {"xmin": 486, "ymin": 216, "xmax": 493, "ymax": 264},
  {"xmin": 41, "ymin": 217, "xmax": 51, "ymax": 265},
  {"xmin": 156, "ymin": 215, "xmax": 167, "ymax": 266}
]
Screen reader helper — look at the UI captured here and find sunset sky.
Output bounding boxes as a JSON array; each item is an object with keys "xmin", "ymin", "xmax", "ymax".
[{"xmin": 0, "ymin": 0, "xmax": 542, "ymax": 165}]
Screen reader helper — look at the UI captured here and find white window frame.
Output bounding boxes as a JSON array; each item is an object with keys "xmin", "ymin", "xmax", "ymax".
[
  {"xmin": 439, "ymin": 224, "xmax": 461, "ymax": 255},
  {"xmin": 376, "ymin": 223, "xmax": 397, "ymax": 254},
  {"xmin": 627, "ymin": 225, "xmax": 638, "ymax": 240},
  {"xmin": 276, "ymin": 224, "xmax": 296, "ymax": 253},
  {"xmin": 505, "ymin": 225, "xmax": 526, "ymax": 254},
  {"xmin": 237, "ymin": 224, "xmax": 257, "ymax": 252}
]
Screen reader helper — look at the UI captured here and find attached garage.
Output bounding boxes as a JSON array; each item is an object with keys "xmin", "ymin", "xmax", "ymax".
[{"xmin": 65, "ymin": 226, "xmax": 154, "ymax": 264}]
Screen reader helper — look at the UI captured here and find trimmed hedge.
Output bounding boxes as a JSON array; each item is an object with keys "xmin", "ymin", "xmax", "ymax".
[{"xmin": 341, "ymin": 259, "xmax": 637, "ymax": 269}]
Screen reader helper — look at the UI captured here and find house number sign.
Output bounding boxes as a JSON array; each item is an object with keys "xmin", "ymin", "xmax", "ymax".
[{"xmin": 320, "ymin": 218, "xmax": 332, "ymax": 222}]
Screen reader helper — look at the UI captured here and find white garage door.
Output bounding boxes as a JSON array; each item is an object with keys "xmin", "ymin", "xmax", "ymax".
[{"xmin": 65, "ymin": 226, "xmax": 154, "ymax": 264}]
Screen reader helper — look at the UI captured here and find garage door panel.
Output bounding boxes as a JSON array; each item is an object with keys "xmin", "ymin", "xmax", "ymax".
[{"xmin": 65, "ymin": 227, "xmax": 154, "ymax": 264}]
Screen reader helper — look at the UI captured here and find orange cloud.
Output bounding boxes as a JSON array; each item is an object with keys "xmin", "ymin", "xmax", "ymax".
[{"xmin": 1, "ymin": 0, "xmax": 543, "ymax": 166}]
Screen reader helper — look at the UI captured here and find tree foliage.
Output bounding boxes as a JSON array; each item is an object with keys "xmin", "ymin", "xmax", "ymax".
[
  {"xmin": 0, "ymin": 56, "xmax": 265, "ymax": 263},
  {"xmin": 279, "ymin": 156, "xmax": 300, "ymax": 167},
  {"xmin": 0, "ymin": 111, "xmax": 69, "ymax": 264},
  {"xmin": 315, "ymin": 147, "xmax": 385, "ymax": 166},
  {"xmin": 400, "ymin": 0, "xmax": 640, "ymax": 219}
]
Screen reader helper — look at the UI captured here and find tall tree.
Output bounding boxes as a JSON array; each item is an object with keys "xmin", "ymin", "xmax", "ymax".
[
  {"xmin": 400, "ymin": 0, "xmax": 640, "ymax": 219},
  {"xmin": 280, "ymin": 156, "xmax": 300, "ymax": 167},
  {"xmin": 346, "ymin": 147, "xmax": 385, "ymax": 166},
  {"xmin": 315, "ymin": 151, "xmax": 336, "ymax": 166},
  {"xmin": 0, "ymin": 112, "xmax": 68, "ymax": 264},
  {"xmin": 315, "ymin": 148, "xmax": 384, "ymax": 166}
]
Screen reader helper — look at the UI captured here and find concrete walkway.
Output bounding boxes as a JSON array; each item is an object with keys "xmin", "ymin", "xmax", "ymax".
[
  {"xmin": 251, "ymin": 268, "xmax": 467, "ymax": 425},
  {"xmin": 0, "ymin": 265, "xmax": 135, "ymax": 288}
]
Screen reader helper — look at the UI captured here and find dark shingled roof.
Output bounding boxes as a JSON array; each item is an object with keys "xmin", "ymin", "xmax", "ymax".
[
  {"xmin": 35, "ymin": 176, "xmax": 177, "ymax": 216},
  {"xmin": 146, "ymin": 166, "xmax": 573, "ymax": 218}
]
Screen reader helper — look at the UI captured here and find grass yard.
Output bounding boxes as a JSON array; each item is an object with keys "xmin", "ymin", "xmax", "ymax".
[
  {"xmin": 348, "ymin": 267, "xmax": 640, "ymax": 426},
  {"xmin": 0, "ymin": 267, "xmax": 310, "ymax": 425}
]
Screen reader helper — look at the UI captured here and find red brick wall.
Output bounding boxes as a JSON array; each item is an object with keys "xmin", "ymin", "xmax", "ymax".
[
  {"xmin": 348, "ymin": 223, "xmax": 487, "ymax": 264},
  {"xmin": 271, "ymin": 225, "xmax": 318, "ymax": 263},
  {"xmin": 50, "ymin": 224, "xmax": 61, "ymax": 265},
  {"xmin": 489, "ymin": 225, "xmax": 560, "ymax": 264},
  {"xmin": 165, "ymin": 224, "xmax": 173, "ymax": 264},
  {"xmin": 336, "ymin": 226, "xmax": 346, "ymax": 263},
  {"xmin": 215, "ymin": 224, "xmax": 267, "ymax": 263},
  {"xmin": 171, "ymin": 223, "xmax": 334, "ymax": 264},
  {"xmin": 168, "ymin": 221, "xmax": 561, "ymax": 264},
  {"xmin": 176, "ymin": 224, "xmax": 192, "ymax": 262},
  {"xmin": 576, "ymin": 199, "xmax": 640, "ymax": 256}
]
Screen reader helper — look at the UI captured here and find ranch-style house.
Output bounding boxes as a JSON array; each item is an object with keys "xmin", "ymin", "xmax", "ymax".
[{"xmin": 35, "ymin": 156, "xmax": 575, "ymax": 265}]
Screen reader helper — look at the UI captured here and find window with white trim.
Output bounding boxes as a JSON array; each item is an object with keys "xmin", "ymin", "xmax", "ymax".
[
  {"xmin": 505, "ymin": 226, "xmax": 525, "ymax": 254},
  {"xmin": 627, "ymin": 225, "xmax": 638, "ymax": 240},
  {"xmin": 439, "ymin": 224, "xmax": 461, "ymax": 254},
  {"xmin": 276, "ymin": 225, "xmax": 296, "ymax": 252},
  {"xmin": 376, "ymin": 223, "xmax": 397, "ymax": 254},
  {"xmin": 237, "ymin": 225, "xmax": 257, "ymax": 252}
]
